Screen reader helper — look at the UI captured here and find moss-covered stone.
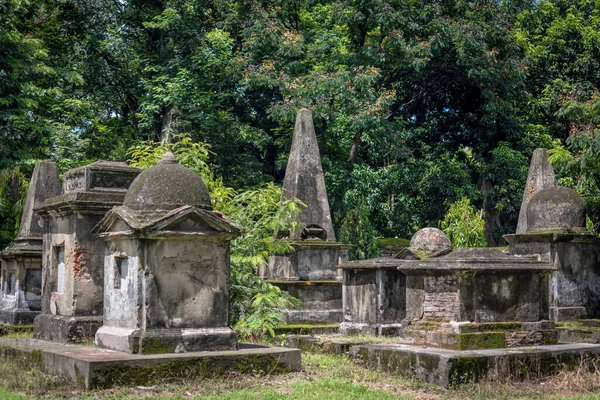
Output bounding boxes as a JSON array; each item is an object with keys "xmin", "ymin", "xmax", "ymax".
[
  {"xmin": 274, "ymin": 324, "xmax": 339, "ymax": 335},
  {"xmin": 91, "ymin": 354, "xmax": 289, "ymax": 388},
  {"xmin": 140, "ymin": 338, "xmax": 176, "ymax": 354},
  {"xmin": 378, "ymin": 238, "xmax": 411, "ymax": 247},
  {"xmin": 456, "ymin": 332, "xmax": 506, "ymax": 350},
  {"xmin": 0, "ymin": 324, "xmax": 33, "ymax": 337},
  {"xmin": 449, "ymin": 357, "xmax": 488, "ymax": 385},
  {"xmin": 459, "ymin": 322, "xmax": 523, "ymax": 333}
]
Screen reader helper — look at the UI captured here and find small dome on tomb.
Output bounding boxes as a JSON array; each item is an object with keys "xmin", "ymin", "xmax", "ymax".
[
  {"xmin": 410, "ymin": 227, "xmax": 452, "ymax": 256},
  {"xmin": 124, "ymin": 152, "xmax": 211, "ymax": 210},
  {"xmin": 526, "ymin": 186, "xmax": 586, "ymax": 233}
]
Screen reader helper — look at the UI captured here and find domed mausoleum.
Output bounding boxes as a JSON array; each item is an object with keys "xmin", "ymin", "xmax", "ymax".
[{"xmin": 93, "ymin": 153, "xmax": 240, "ymax": 354}]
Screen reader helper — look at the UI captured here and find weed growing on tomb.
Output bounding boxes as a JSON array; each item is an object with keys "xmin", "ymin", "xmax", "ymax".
[{"xmin": 439, "ymin": 197, "xmax": 487, "ymax": 248}]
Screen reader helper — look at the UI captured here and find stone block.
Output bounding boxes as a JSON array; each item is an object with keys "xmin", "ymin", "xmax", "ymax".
[
  {"xmin": 0, "ymin": 338, "xmax": 301, "ymax": 389},
  {"xmin": 350, "ymin": 343, "xmax": 600, "ymax": 387}
]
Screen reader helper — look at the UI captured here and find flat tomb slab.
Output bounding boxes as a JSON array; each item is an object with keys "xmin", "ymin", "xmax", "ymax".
[
  {"xmin": 0, "ymin": 338, "xmax": 301, "ymax": 389},
  {"xmin": 350, "ymin": 342, "xmax": 600, "ymax": 387}
]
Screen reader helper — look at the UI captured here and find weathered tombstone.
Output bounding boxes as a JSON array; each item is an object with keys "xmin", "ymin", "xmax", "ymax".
[
  {"xmin": 505, "ymin": 185, "xmax": 600, "ymax": 321},
  {"xmin": 516, "ymin": 148, "xmax": 556, "ymax": 234},
  {"xmin": 34, "ymin": 161, "xmax": 140, "ymax": 342},
  {"xmin": 0, "ymin": 162, "xmax": 61, "ymax": 324},
  {"xmin": 93, "ymin": 153, "xmax": 240, "ymax": 353},
  {"xmin": 262, "ymin": 109, "xmax": 350, "ymax": 324}
]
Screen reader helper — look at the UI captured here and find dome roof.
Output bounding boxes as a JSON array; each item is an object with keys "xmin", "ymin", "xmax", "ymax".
[
  {"xmin": 410, "ymin": 227, "xmax": 452, "ymax": 252},
  {"xmin": 123, "ymin": 153, "xmax": 211, "ymax": 210},
  {"xmin": 526, "ymin": 186, "xmax": 585, "ymax": 233}
]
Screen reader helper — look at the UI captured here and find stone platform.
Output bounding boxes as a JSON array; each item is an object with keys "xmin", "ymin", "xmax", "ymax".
[
  {"xmin": 0, "ymin": 338, "xmax": 301, "ymax": 389},
  {"xmin": 350, "ymin": 342, "xmax": 600, "ymax": 387}
]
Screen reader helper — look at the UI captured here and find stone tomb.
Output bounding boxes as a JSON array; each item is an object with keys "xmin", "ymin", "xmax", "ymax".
[
  {"xmin": 34, "ymin": 161, "xmax": 141, "ymax": 342},
  {"xmin": 94, "ymin": 153, "xmax": 240, "ymax": 354},
  {"xmin": 505, "ymin": 185, "xmax": 600, "ymax": 322},
  {"xmin": 340, "ymin": 228, "xmax": 557, "ymax": 348},
  {"xmin": 262, "ymin": 109, "xmax": 350, "ymax": 324},
  {"xmin": 0, "ymin": 162, "xmax": 61, "ymax": 324}
]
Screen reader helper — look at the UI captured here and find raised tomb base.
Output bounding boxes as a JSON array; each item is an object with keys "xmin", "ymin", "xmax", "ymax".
[
  {"xmin": 350, "ymin": 342, "xmax": 600, "ymax": 388},
  {"xmin": 0, "ymin": 338, "xmax": 301, "ymax": 389}
]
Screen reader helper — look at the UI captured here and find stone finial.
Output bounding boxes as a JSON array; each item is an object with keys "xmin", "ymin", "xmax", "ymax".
[
  {"xmin": 516, "ymin": 148, "xmax": 556, "ymax": 234},
  {"xmin": 16, "ymin": 161, "xmax": 61, "ymax": 241},
  {"xmin": 160, "ymin": 152, "xmax": 178, "ymax": 164},
  {"xmin": 278, "ymin": 108, "xmax": 336, "ymax": 241},
  {"xmin": 396, "ymin": 227, "xmax": 452, "ymax": 259}
]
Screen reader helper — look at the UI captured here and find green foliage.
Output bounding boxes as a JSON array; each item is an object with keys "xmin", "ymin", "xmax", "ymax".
[
  {"xmin": 339, "ymin": 204, "xmax": 380, "ymax": 261},
  {"xmin": 221, "ymin": 185, "xmax": 301, "ymax": 340},
  {"xmin": 439, "ymin": 198, "xmax": 487, "ymax": 248}
]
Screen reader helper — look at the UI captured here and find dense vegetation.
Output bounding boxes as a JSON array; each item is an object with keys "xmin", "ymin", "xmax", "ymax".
[{"xmin": 3, "ymin": 1, "xmax": 600, "ymax": 268}]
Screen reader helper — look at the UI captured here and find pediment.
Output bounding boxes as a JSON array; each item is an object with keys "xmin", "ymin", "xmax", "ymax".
[{"xmin": 93, "ymin": 205, "xmax": 240, "ymax": 236}]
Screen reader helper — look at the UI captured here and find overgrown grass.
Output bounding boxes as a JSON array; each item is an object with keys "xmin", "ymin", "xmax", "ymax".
[{"xmin": 0, "ymin": 347, "xmax": 599, "ymax": 399}]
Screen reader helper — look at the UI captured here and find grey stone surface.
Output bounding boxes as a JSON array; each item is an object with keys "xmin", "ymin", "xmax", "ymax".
[
  {"xmin": 0, "ymin": 161, "xmax": 61, "ymax": 324},
  {"xmin": 350, "ymin": 342, "xmax": 600, "ymax": 387},
  {"xmin": 526, "ymin": 186, "xmax": 586, "ymax": 233},
  {"xmin": 0, "ymin": 338, "xmax": 301, "ymax": 389},
  {"xmin": 34, "ymin": 314, "xmax": 103, "ymax": 343},
  {"xmin": 339, "ymin": 247, "xmax": 553, "ymax": 334},
  {"xmin": 504, "ymin": 233, "xmax": 600, "ymax": 321},
  {"xmin": 517, "ymin": 148, "xmax": 556, "ymax": 234},
  {"xmin": 124, "ymin": 152, "xmax": 211, "ymax": 210},
  {"xmin": 15, "ymin": 161, "xmax": 62, "ymax": 242},
  {"xmin": 34, "ymin": 161, "xmax": 140, "ymax": 342},
  {"xmin": 94, "ymin": 153, "xmax": 240, "ymax": 354},
  {"xmin": 340, "ymin": 264, "xmax": 405, "ymax": 335},
  {"xmin": 276, "ymin": 109, "xmax": 335, "ymax": 241},
  {"xmin": 409, "ymin": 228, "xmax": 452, "ymax": 255}
]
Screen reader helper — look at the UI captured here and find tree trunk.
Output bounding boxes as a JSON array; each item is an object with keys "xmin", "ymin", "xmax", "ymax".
[
  {"xmin": 347, "ymin": 130, "xmax": 362, "ymax": 166},
  {"xmin": 477, "ymin": 175, "xmax": 504, "ymax": 246}
]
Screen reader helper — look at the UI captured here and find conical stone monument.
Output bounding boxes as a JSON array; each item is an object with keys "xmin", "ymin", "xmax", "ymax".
[
  {"xmin": 0, "ymin": 161, "xmax": 61, "ymax": 324},
  {"xmin": 277, "ymin": 108, "xmax": 336, "ymax": 241},
  {"xmin": 516, "ymin": 148, "xmax": 556, "ymax": 234},
  {"xmin": 263, "ymin": 109, "xmax": 350, "ymax": 324}
]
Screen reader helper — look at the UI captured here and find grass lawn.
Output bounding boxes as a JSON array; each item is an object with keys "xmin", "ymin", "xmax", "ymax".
[{"xmin": 0, "ymin": 348, "xmax": 599, "ymax": 399}]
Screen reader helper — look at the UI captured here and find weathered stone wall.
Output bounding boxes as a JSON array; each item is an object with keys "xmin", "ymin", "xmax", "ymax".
[
  {"xmin": 102, "ymin": 239, "xmax": 141, "ymax": 328},
  {"xmin": 406, "ymin": 270, "xmax": 547, "ymax": 323},
  {"xmin": 342, "ymin": 268, "xmax": 406, "ymax": 326},
  {"xmin": 507, "ymin": 234, "xmax": 600, "ymax": 321},
  {"xmin": 1, "ymin": 258, "xmax": 42, "ymax": 311},
  {"xmin": 41, "ymin": 212, "xmax": 104, "ymax": 317},
  {"xmin": 143, "ymin": 238, "xmax": 231, "ymax": 329}
]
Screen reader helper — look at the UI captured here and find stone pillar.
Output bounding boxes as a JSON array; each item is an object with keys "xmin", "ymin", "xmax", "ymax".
[
  {"xmin": 33, "ymin": 161, "xmax": 140, "ymax": 342},
  {"xmin": 93, "ymin": 153, "xmax": 240, "ymax": 354},
  {"xmin": 265, "ymin": 109, "xmax": 350, "ymax": 324},
  {"xmin": 0, "ymin": 162, "xmax": 61, "ymax": 324}
]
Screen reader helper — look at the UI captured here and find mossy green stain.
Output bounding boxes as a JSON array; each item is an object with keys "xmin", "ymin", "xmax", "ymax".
[
  {"xmin": 92, "ymin": 354, "xmax": 288, "ymax": 388},
  {"xmin": 450, "ymin": 357, "xmax": 487, "ymax": 385},
  {"xmin": 378, "ymin": 238, "xmax": 410, "ymax": 246},
  {"xmin": 274, "ymin": 324, "xmax": 339, "ymax": 335},
  {"xmin": 140, "ymin": 338, "xmax": 175, "ymax": 354},
  {"xmin": 456, "ymin": 332, "xmax": 505, "ymax": 350}
]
